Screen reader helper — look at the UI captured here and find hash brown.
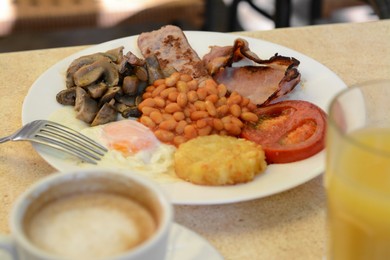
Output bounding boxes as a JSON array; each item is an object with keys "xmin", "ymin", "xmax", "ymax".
[{"xmin": 174, "ymin": 135, "xmax": 267, "ymax": 186}]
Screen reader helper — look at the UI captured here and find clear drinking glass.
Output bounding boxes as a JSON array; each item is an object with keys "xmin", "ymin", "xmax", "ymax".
[{"xmin": 325, "ymin": 80, "xmax": 390, "ymax": 260}]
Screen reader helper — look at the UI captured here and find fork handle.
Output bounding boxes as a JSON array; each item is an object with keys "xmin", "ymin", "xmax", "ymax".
[{"xmin": 0, "ymin": 136, "xmax": 11, "ymax": 144}]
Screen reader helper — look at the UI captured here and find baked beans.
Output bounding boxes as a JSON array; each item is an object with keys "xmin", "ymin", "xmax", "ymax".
[{"xmin": 137, "ymin": 73, "xmax": 259, "ymax": 146}]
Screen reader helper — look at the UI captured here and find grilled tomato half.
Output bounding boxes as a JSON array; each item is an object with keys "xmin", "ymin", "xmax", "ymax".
[{"xmin": 241, "ymin": 100, "xmax": 326, "ymax": 163}]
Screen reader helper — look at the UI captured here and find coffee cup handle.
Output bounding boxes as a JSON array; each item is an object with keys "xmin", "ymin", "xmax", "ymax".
[{"xmin": 0, "ymin": 235, "xmax": 18, "ymax": 259}]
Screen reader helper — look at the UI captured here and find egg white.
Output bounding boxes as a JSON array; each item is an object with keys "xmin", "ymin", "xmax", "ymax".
[{"xmin": 49, "ymin": 107, "xmax": 178, "ymax": 183}]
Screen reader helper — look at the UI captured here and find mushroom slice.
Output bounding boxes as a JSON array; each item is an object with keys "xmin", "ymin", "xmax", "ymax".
[
  {"xmin": 136, "ymin": 81, "xmax": 148, "ymax": 96},
  {"xmin": 86, "ymin": 82, "xmax": 108, "ymax": 99},
  {"xmin": 116, "ymin": 94, "xmax": 142, "ymax": 107},
  {"xmin": 56, "ymin": 87, "xmax": 76, "ymax": 105},
  {"xmin": 74, "ymin": 87, "xmax": 86, "ymax": 111},
  {"xmin": 123, "ymin": 51, "xmax": 145, "ymax": 67},
  {"xmin": 66, "ymin": 53, "xmax": 107, "ymax": 88},
  {"xmin": 134, "ymin": 66, "xmax": 148, "ymax": 82},
  {"xmin": 91, "ymin": 99, "xmax": 117, "ymax": 126},
  {"xmin": 122, "ymin": 106, "xmax": 142, "ymax": 118},
  {"xmin": 145, "ymin": 55, "xmax": 164, "ymax": 84},
  {"xmin": 73, "ymin": 57, "xmax": 119, "ymax": 87},
  {"xmin": 116, "ymin": 95, "xmax": 136, "ymax": 107},
  {"xmin": 104, "ymin": 46, "xmax": 124, "ymax": 63},
  {"xmin": 118, "ymin": 51, "xmax": 145, "ymax": 75},
  {"xmin": 74, "ymin": 87, "xmax": 98, "ymax": 124},
  {"xmin": 66, "ymin": 47, "xmax": 125, "ymax": 88},
  {"xmin": 122, "ymin": 75, "xmax": 139, "ymax": 96},
  {"xmin": 99, "ymin": 86, "xmax": 122, "ymax": 106},
  {"xmin": 115, "ymin": 103, "xmax": 142, "ymax": 118}
]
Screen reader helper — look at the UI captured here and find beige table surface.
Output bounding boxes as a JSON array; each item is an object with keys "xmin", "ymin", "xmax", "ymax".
[{"xmin": 1, "ymin": 20, "xmax": 390, "ymax": 260}]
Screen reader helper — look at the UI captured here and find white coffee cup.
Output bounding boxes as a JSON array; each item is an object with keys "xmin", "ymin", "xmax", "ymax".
[{"xmin": 0, "ymin": 169, "xmax": 173, "ymax": 260}]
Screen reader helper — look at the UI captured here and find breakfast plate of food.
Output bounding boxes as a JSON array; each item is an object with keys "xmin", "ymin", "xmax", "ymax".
[{"xmin": 22, "ymin": 26, "xmax": 346, "ymax": 205}]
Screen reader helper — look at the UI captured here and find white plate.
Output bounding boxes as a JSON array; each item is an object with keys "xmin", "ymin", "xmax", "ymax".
[
  {"xmin": 22, "ymin": 31, "xmax": 347, "ymax": 205},
  {"xmin": 168, "ymin": 223, "xmax": 222, "ymax": 260}
]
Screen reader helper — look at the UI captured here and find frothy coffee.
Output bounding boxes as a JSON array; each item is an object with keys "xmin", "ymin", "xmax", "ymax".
[{"xmin": 25, "ymin": 192, "xmax": 156, "ymax": 259}]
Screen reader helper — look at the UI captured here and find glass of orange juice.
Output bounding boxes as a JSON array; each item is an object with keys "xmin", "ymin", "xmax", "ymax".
[{"xmin": 326, "ymin": 80, "xmax": 390, "ymax": 260}]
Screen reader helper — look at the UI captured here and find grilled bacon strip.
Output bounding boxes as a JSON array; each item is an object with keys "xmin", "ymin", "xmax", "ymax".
[{"xmin": 203, "ymin": 38, "xmax": 301, "ymax": 106}]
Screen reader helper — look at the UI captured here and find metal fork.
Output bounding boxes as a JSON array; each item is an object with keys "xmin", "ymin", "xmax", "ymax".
[{"xmin": 0, "ymin": 120, "xmax": 107, "ymax": 164}]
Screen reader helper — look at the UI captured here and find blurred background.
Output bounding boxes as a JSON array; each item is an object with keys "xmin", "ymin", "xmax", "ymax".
[{"xmin": 0, "ymin": 0, "xmax": 384, "ymax": 53}]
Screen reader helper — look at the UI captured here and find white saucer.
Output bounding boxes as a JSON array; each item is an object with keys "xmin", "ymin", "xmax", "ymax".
[{"xmin": 168, "ymin": 224, "xmax": 223, "ymax": 260}]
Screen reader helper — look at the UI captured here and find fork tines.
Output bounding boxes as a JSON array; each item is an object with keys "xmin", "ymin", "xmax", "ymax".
[{"xmin": 34, "ymin": 120, "xmax": 107, "ymax": 164}]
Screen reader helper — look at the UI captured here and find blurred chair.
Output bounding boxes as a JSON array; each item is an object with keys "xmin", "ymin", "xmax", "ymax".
[
  {"xmin": 366, "ymin": 0, "xmax": 390, "ymax": 18},
  {"xmin": 0, "ymin": 0, "xmax": 207, "ymax": 37},
  {"xmin": 228, "ymin": 0, "xmax": 322, "ymax": 30}
]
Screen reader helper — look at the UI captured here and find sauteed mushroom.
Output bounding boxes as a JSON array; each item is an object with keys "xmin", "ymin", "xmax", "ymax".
[
  {"xmin": 57, "ymin": 46, "xmax": 172, "ymax": 126},
  {"xmin": 115, "ymin": 102, "xmax": 141, "ymax": 118},
  {"xmin": 86, "ymin": 82, "xmax": 108, "ymax": 99},
  {"xmin": 56, "ymin": 87, "xmax": 76, "ymax": 105},
  {"xmin": 122, "ymin": 76, "xmax": 138, "ymax": 96},
  {"xmin": 99, "ymin": 86, "xmax": 121, "ymax": 106},
  {"xmin": 104, "ymin": 46, "xmax": 124, "ymax": 63},
  {"xmin": 66, "ymin": 49, "xmax": 122, "ymax": 88},
  {"xmin": 145, "ymin": 55, "xmax": 164, "ymax": 84},
  {"xmin": 74, "ymin": 87, "xmax": 98, "ymax": 124},
  {"xmin": 115, "ymin": 94, "xmax": 141, "ymax": 107},
  {"xmin": 73, "ymin": 57, "xmax": 119, "ymax": 87},
  {"xmin": 91, "ymin": 99, "xmax": 117, "ymax": 126}
]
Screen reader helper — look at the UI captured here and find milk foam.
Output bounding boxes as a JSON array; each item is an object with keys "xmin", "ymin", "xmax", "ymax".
[{"xmin": 26, "ymin": 192, "xmax": 156, "ymax": 259}]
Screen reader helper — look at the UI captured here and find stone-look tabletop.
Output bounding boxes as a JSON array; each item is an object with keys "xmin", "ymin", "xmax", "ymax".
[{"xmin": 1, "ymin": 20, "xmax": 389, "ymax": 259}]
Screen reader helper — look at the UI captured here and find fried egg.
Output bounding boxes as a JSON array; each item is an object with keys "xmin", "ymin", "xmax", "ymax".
[
  {"xmin": 92, "ymin": 119, "xmax": 160, "ymax": 163},
  {"xmin": 49, "ymin": 107, "xmax": 177, "ymax": 182}
]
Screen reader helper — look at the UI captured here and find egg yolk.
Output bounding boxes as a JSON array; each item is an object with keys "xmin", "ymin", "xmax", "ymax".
[{"xmin": 102, "ymin": 120, "xmax": 159, "ymax": 157}]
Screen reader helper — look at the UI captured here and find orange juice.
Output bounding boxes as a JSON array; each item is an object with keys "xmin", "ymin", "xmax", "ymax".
[{"xmin": 326, "ymin": 127, "xmax": 390, "ymax": 260}]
